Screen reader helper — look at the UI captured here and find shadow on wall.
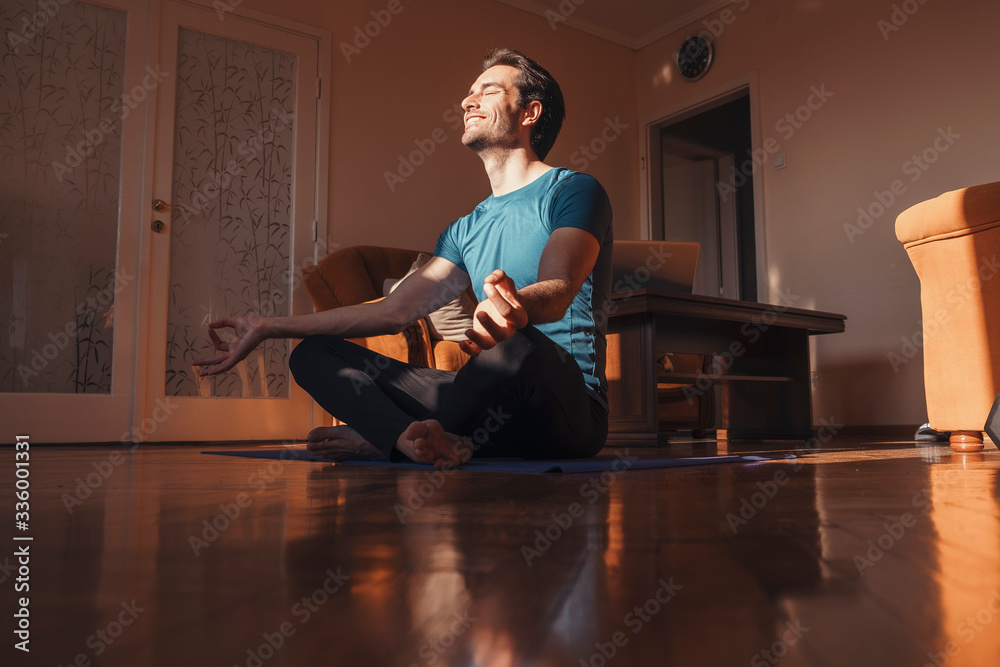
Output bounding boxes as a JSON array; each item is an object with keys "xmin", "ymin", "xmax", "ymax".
[
  {"xmin": 817, "ymin": 357, "xmax": 925, "ymax": 427},
  {"xmin": 966, "ymin": 183, "xmax": 1000, "ymax": 434}
]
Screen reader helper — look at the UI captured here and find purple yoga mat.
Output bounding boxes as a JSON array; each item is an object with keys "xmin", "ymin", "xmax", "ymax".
[{"xmin": 203, "ymin": 448, "xmax": 796, "ymax": 473}]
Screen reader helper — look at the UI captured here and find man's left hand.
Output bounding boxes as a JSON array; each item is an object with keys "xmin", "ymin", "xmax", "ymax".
[{"xmin": 460, "ymin": 270, "xmax": 528, "ymax": 357}]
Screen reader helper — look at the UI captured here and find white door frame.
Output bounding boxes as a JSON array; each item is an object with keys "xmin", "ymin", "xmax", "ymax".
[{"xmin": 135, "ymin": 0, "xmax": 330, "ymax": 442}]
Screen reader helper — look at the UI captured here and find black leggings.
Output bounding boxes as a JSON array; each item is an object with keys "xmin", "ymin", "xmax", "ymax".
[{"xmin": 288, "ymin": 325, "xmax": 607, "ymax": 460}]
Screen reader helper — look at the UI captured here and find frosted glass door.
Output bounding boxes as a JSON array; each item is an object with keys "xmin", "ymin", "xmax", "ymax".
[
  {"xmin": 141, "ymin": 0, "xmax": 321, "ymax": 442},
  {"xmin": 0, "ymin": 0, "xmax": 325, "ymax": 443},
  {"xmin": 0, "ymin": 0, "xmax": 146, "ymax": 442},
  {"xmin": 165, "ymin": 28, "xmax": 296, "ymax": 400},
  {"xmin": 0, "ymin": 1, "xmax": 125, "ymax": 393}
]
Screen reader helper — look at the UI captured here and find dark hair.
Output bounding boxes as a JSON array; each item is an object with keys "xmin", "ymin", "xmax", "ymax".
[{"xmin": 482, "ymin": 48, "xmax": 565, "ymax": 160}]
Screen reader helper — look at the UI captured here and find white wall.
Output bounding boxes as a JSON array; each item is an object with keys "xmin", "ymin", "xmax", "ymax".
[
  {"xmin": 245, "ymin": 0, "xmax": 1000, "ymax": 426},
  {"xmin": 637, "ymin": 0, "xmax": 1000, "ymax": 426},
  {"xmin": 240, "ymin": 0, "xmax": 640, "ymax": 251}
]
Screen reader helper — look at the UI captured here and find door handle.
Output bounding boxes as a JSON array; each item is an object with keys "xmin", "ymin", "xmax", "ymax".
[{"xmin": 152, "ymin": 199, "xmax": 171, "ymax": 233}]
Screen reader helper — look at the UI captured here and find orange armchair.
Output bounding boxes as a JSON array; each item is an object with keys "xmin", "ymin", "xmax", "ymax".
[{"xmin": 895, "ymin": 180, "xmax": 1000, "ymax": 452}]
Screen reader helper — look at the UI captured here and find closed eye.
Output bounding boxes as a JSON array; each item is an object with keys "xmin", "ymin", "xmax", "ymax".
[{"xmin": 476, "ymin": 82, "xmax": 504, "ymax": 95}]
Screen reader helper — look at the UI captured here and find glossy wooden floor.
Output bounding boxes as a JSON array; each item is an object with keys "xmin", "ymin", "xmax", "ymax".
[{"xmin": 4, "ymin": 435, "xmax": 1000, "ymax": 666}]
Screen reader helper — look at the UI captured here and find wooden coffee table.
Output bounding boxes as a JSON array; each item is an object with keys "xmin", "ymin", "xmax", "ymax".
[{"xmin": 605, "ymin": 289, "xmax": 846, "ymax": 441}]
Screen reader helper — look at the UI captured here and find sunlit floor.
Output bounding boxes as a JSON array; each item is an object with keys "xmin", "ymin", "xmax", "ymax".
[{"xmin": 5, "ymin": 434, "xmax": 1000, "ymax": 667}]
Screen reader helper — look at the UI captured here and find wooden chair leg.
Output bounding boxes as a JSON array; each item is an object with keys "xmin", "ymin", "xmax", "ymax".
[{"xmin": 950, "ymin": 431, "xmax": 985, "ymax": 453}]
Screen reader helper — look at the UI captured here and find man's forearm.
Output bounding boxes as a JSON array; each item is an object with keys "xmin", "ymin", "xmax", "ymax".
[
  {"xmin": 260, "ymin": 301, "xmax": 405, "ymax": 341},
  {"xmin": 194, "ymin": 278, "xmax": 444, "ymax": 375},
  {"xmin": 517, "ymin": 278, "xmax": 577, "ymax": 325}
]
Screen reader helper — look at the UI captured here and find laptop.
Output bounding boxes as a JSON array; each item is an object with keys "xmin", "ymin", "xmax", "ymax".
[{"xmin": 610, "ymin": 241, "xmax": 700, "ymax": 295}]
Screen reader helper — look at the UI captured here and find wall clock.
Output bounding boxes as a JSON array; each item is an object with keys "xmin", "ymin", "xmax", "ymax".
[{"xmin": 676, "ymin": 35, "xmax": 714, "ymax": 81}]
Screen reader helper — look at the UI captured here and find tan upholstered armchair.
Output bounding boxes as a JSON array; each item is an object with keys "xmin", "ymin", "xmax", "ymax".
[
  {"xmin": 301, "ymin": 245, "xmax": 471, "ymax": 372},
  {"xmin": 895, "ymin": 180, "xmax": 1000, "ymax": 452}
]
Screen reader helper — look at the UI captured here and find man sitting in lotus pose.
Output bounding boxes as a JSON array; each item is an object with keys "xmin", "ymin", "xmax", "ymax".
[{"xmin": 195, "ymin": 48, "xmax": 614, "ymax": 468}]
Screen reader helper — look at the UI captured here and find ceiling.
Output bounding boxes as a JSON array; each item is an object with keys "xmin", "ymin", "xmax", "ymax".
[{"xmin": 494, "ymin": 0, "xmax": 734, "ymax": 50}]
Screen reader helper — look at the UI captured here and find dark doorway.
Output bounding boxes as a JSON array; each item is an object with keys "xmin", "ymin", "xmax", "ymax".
[{"xmin": 649, "ymin": 92, "xmax": 757, "ymax": 301}]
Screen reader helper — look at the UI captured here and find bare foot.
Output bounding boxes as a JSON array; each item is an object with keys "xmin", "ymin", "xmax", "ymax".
[
  {"xmin": 396, "ymin": 419, "xmax": 473, "ymax": 469},
  {"xmin": 306, "ymin": 425, "xmax": 386, "ymax": 461}
]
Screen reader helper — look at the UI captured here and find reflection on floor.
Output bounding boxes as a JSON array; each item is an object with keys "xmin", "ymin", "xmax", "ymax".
[{"xmin": 5, "ymin": 435, "xmax": 1000, "ymax": 666}]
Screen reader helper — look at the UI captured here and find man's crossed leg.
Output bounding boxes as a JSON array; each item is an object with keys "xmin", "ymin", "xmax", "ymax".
[{"xmin": 288, "ymin": 325, "xmax": 606, "ymax": 467}]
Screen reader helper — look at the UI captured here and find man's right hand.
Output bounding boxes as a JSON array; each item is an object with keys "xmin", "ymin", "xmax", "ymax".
[{"xmin": 192, "ymin": 316, "xmax": 267, "ymax": 376}]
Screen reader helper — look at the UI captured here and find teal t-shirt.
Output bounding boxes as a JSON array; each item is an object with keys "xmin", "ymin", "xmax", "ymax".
[{"xmin": 434, "ymin": 167, "xmax": 614, "ymax": 401}]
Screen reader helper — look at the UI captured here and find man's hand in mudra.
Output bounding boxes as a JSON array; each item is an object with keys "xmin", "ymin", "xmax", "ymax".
[
  {"xmin": 459, "ymin": 269, "xmax": 528, "ymax": 357},
  {"xmin": 192, "ymin": 316, "xmax": 266, "ymax": 376}
]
